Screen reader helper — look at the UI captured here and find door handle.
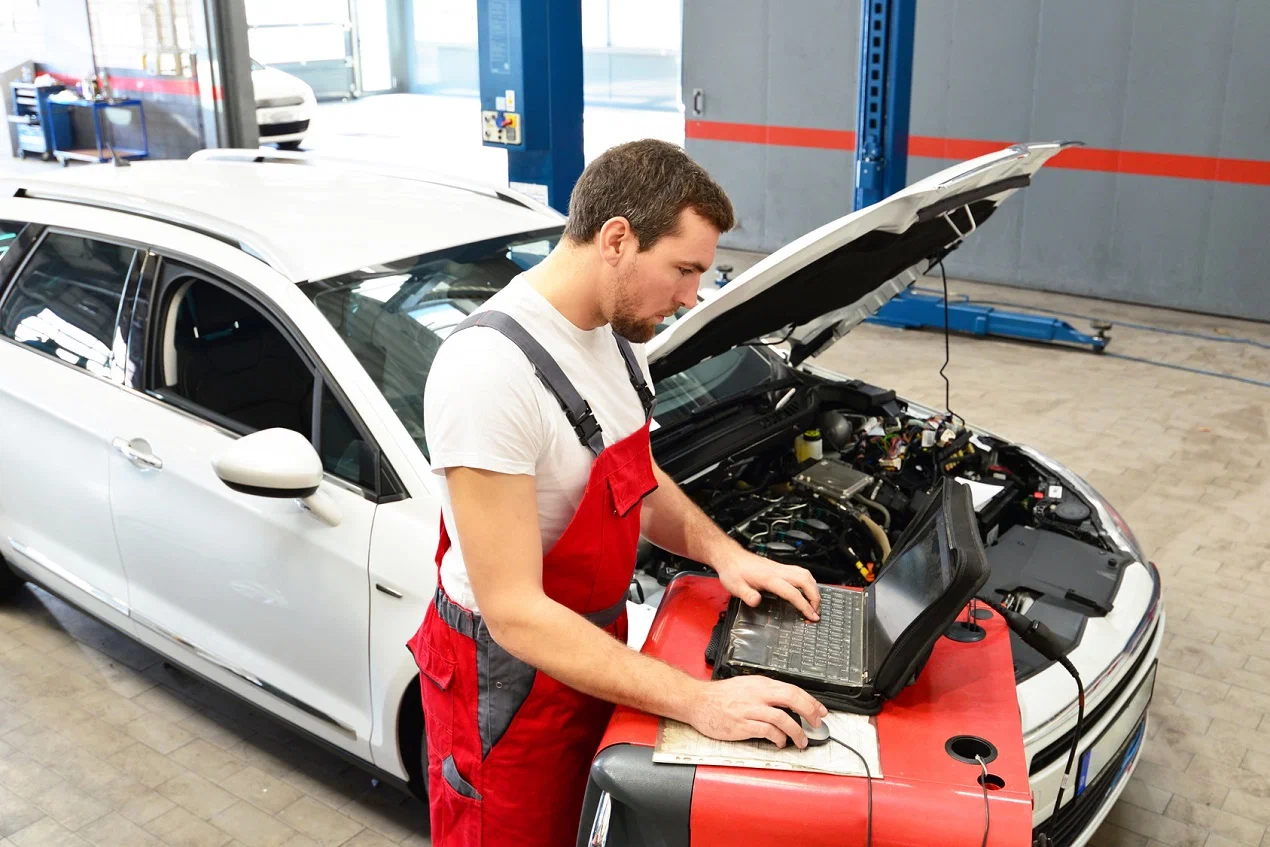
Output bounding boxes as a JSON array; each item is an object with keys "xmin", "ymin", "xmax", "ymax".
[{"xmin": 112, "ymin": 437, "xmax": 163, "ymax": 470}]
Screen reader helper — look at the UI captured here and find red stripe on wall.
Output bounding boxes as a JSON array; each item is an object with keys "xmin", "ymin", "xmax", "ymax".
[
  {"xmin": 42, "ymin": 70, "xmax": 220, "ymax": 101},
  {"xmin": 685, "ymin": 120, "xmax": 855, "ymax": 151},
  {"xmin": 108, "ymin": 75, "xmax": 201, "ymax": 98},
  {"xmin": 685, "ymin": 120, "xmax": 1270, "ymax": 187}
]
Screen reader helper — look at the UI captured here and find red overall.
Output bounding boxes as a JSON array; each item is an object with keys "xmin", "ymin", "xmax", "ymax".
[{"xmin": 407, "ymin": 310, "xmax": 657, "ymax": 847}]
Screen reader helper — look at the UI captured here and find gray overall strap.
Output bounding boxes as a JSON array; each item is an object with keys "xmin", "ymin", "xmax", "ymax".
[
  {"xmin": 613, "ymin": 335, "xmax": 656, "ymax": 421},
  {"xmin": 452, "ymin": 310, "xmax": 606, "ymax": 456}
]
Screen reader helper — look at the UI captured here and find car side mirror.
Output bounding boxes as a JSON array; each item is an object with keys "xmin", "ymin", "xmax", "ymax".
[{"xmin": 212, "ymin": 429, "xmax": 341, "ymax": 526}]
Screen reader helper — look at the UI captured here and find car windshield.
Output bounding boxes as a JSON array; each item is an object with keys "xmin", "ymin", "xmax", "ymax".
[{"xmin": 301, "ymin": 230, "xmax": 785, "ymax": 460}]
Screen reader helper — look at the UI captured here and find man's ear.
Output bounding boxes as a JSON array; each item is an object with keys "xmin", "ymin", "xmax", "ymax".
[{"xmin": 597, "ymin": 216, "xmax": 636, "ymax": 267}]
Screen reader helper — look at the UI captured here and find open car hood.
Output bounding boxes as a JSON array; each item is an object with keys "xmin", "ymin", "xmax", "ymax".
[{"xmin": 646, "ymin": 141, "xmax": 1076, "ymax": 380}]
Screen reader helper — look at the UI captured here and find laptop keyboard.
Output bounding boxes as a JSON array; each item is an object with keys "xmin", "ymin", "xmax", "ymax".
[{"xmin": 765, "ymin": 587, "xmax": 863, "ymax": 683}]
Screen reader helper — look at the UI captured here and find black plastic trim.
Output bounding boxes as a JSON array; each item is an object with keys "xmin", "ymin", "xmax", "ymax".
[
  {"xmin": 578, "ymin": 744, "xmax": 694, "ymax": 847},
  {"xmin": 223, "ymin": 481, "xmax": 320, "ymax": 499},
  {"xmin": 259, "ymin": 119, "xmax": 310, "ymax": 137}
]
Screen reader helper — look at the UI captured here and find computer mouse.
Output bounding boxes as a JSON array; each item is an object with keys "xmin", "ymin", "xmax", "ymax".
[
  {"xmin": 779, "ymin": 708, "xmax": 831, "ymax": 747},
  {"xmin": 801, "ymin": 715, "xmax": 831, "ymax": 747}
]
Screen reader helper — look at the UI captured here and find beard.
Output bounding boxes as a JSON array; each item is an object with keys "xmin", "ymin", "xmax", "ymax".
[{"xmin": 608, "ymin": 266, "xmax": 659, "ymax": 343}]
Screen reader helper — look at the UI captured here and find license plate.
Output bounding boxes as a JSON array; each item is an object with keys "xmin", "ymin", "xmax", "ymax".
[
  {"xmin": 1076, "ymin": 661, "xmax": 1156, "ymax": 795},
  {"xmin": 270, "ymin": 111, "xmax": 296, "ymax": 124}
]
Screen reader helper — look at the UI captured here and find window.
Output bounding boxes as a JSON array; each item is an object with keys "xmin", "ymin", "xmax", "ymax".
[
  {"xmin": 319, "ymin": 384, "xmax": 376, "ymax": 490},
  {"xmin": 0, "ymin": 221, "xmax": 26, "ymax": 261},
  {"xmin": 0, "ymin": 232, "xmax": 135, "ymax": 377},
  {"xmin": 303, "ymin": 228, "xmax": 792, "ymax": 448},
  {"xmin": 153, "ymin": 268, "xmax": 376, "ymax": 490},
  {"xmin": 302, "ymin": 231, "xmax": 560, "ymax": 459}
]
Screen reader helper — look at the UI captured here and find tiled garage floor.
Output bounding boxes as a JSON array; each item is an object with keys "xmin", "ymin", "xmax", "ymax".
[{"xmin": 1, "ymin": 264, "xmax": 1268, "ymax": 846}]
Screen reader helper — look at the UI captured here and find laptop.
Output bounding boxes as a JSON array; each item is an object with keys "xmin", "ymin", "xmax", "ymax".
[{"xmin": 708, "ymin": 478, "xmax": 990, "ymax": 714}]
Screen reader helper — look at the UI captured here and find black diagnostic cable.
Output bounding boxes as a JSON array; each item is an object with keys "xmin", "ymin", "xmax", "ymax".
[
  {"xmin": 826, "ymin": 735, "xmax": 872, "ymax": 847},
  {"xmin": 1050, "ymin": 656, "xmax": 1086, "ymax": 835},
  {"xmin": 975, "ymin": 594, "xmax": 1088, "ymax": 838},
  {"xmin": 936, "ymin": 259, "xmax": 960, "ymax": 426}
]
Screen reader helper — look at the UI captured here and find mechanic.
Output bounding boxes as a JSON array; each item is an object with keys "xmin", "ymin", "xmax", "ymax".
[{"xmin": 407, "ymin": 139, "xmax": 828, "ymax": 846}]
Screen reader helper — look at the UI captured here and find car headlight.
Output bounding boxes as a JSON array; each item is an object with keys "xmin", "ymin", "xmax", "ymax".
[{"xmin": 1017, "ymin": 447, "xmax": 1146, "ymax": 564}]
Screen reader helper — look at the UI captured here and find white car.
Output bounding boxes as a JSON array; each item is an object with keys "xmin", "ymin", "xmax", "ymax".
[
  {"xmin": 0, "ymin": 144, "xmax": 1161, "ymax": 847},
  {"xmin": 251, "ymin": 60, "xmax": 317, "ymax": 150}
]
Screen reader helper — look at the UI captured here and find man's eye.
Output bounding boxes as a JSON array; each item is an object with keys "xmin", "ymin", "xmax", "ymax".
[{"xmin": 680, "ymin": 267, "xmax": 693, "ymax": 276}]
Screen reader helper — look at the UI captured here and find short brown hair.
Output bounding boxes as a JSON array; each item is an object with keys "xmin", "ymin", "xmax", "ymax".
[{"xmin": 563, "ymin": 139, "xmax": 735, "ymax": 250}]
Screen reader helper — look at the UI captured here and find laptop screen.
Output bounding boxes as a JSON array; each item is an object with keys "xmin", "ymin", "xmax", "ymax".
[{"xmin": 867, "ymin": 506, "xmax": 953, "ymax": 667}]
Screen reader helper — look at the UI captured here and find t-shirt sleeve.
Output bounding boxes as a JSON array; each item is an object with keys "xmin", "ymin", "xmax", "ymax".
[{"xmin": 423, "ymin": 329, "xmax": 547, "ymax": 476}]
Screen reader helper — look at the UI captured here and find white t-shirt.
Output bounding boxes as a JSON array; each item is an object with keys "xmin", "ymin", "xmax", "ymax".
[{"xmin": 423, "ymin": 274, "xmax": 654, "ymax": 612}]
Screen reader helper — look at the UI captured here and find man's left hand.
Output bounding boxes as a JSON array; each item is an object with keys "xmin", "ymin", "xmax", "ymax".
[{"xmin": 715, "ymin": 551, "xmax": 821, "ymax": 621}]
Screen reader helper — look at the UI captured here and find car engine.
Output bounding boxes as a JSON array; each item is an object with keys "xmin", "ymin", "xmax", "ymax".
[{"xmin": 641, "ymin": 385, "xmax": 1123, "ymax": 600}]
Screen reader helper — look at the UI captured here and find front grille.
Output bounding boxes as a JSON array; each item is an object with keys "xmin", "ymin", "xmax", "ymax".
[
  {"xmin": 1030, "ymin": 617, "xmax": 1159, "ymax": 774},
  {"xmin": 259, "ymin": 119, "xmax": 310, "ymax": 137},
  {"xmin": 1037, "ymin": 714, "xmax": 1146, "ymax": 846},
  {"xmin": 258, "ymin": 95, "xmax": 304, "ymax": 109}
]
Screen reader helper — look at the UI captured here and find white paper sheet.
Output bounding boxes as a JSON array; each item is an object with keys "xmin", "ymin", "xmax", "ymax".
[
  {"xmin": 624, "ymin": 601, "xmax": 657, "ymax": 651},
  {"xmin": 960, "ymin": 478, "xmax": 1007, "ymax": 511},
  {"xmin": 652, "ymin": 711, "xmax": 882, "ymax": 778}
]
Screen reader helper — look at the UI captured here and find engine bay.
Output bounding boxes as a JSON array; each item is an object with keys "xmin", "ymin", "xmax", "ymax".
[{"xmin": 642, "ymin": 376, "xmax": 1130, "ymax": 675}]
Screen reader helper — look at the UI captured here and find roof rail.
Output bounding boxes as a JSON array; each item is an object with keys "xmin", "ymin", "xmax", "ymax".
[
  {"xmin": 187, "ymin": 148, "xmax": 564, "ymax": 219},
  {"xmin": 5, "ymin": 178, "xmax": 296, "ymax": 277}
]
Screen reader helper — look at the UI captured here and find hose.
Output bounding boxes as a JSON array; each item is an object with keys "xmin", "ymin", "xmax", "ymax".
[
  {"xmin": 852, "ymin": 494, "xmax": 892, "ymax": 531},
  {"xmin": 857, "ymin": 512, "xmax": 891, "ymax": 562}
]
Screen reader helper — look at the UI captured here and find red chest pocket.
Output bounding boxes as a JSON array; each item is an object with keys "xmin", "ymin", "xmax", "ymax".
[{"xmin": 606, "ymin": 451, "xmax": 658, "ymax": 518}]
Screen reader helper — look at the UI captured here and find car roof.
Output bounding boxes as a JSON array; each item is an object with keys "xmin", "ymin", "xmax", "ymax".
[{"xmin": 4, "ymin": 159, "xmax": 562, "ymax": 282}]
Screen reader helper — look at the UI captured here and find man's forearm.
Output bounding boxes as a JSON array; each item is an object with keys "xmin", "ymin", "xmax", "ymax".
[
  {"xmin": 486, "ymin": 593, "xmax": 704, "ymax": 722},
  {"xmin": 641, "ymin": 463, "xmax": 743, "ymax": 569}
]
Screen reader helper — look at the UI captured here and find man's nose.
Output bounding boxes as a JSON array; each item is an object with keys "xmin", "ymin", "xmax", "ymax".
[{"xmin": 676, "ymin": 277, "xmax": 700, "ymax": 309}]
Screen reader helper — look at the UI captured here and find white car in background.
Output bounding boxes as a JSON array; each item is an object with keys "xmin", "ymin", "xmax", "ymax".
[
  {"xmin": 0, "ymin": 145, "xmax": 1160, "ymax": 847},
  {"xmin": 251, "ymin": 60, "xmax": 316, "ymax": 150}
]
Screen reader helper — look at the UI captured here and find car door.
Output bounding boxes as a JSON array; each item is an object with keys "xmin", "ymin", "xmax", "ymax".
[
  {"xmin": 0, "ymin": 223, "xmax": 145, "ymax": 632},
  {"xmin": 108, "ymin": 254, "xmax": 380, "ymax": 754}
]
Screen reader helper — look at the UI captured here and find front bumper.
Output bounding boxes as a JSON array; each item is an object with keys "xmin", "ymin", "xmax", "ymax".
[
  {"xmin": 1029, "ymin": 604, "xmax": 1165, "ymax": 846},
  {"xmin": 256, "ymin": 103, "xmax": 314, "ymax": 142}
]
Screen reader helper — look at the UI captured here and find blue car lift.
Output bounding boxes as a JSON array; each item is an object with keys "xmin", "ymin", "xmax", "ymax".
[
  {"xmin": 868, "ymin": 290, "xmax": 1112, "ymax": 352},
  {"xmin": 853, "ymin": 0, "xmax": 1108, "ymax": 352},
  {"xmin": 475, "ymin": 0, "xmax": 583, "ymax": 214}
]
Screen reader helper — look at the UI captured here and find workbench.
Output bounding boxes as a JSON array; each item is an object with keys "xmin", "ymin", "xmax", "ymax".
[{"xmin": 578, "ymin": 574, "xmax": 1033, "ymax": 847}]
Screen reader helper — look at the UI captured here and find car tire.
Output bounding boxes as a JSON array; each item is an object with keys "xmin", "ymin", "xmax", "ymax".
[
  {"xmin": 0, "ymin": 557, "xmax": 24, "ymax": 600},
  {"xmin": 276, "ymin": 140, "xmax": 303, "ymax": 151}
]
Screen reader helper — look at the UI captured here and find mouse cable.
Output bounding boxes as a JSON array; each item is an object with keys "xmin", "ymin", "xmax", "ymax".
[
  {"xmin": 976, "ymin": 755, "xmax": 990, "ymax": 847},
  {"xmin": 827, "ymin": 735, "xmax": 872, "ymax": 847}
]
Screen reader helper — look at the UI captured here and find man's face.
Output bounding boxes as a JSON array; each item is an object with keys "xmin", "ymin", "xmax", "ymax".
[{"xmin": 605, "ymin": 208, "xmax": 720, "ymax": 343}]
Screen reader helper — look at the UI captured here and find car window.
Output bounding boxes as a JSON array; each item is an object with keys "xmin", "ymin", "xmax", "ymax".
[
  {"xmin": 156, "ymin": 277, "xmax": 315, "ymax": 435},
  {"xmin": 0, "ymin": 231, "xmax": 136, "ymax": 378},
  {"xmin": 151, "ymin": 268, "xmax": 375, "ymax": 489},
  {"xmin": 0, "ymin": 221, "xmax": 26, "ymax": 261},
  {"xmin": 302, "ymin": 230, "xmax": 788, "ymax": 451},
  {"xmin": 319, "ymin": 383, "xmax": 377, "ymax": 490},
  {"xmin": 302, "ymin": 231, "xmax": 560, "ymax": 460}
]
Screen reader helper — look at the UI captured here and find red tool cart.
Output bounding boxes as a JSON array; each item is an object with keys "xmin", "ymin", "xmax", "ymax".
[{"xmin": 577, "ymin": 575, "xmax": 1033, "ymax": 847}]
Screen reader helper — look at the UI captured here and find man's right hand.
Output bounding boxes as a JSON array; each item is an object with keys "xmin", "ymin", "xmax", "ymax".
[{"xmin": 685, "ymin": 677, "xmax": 828, "ymax": 749}]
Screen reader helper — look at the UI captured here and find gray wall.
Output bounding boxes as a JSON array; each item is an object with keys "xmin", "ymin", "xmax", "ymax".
[
  {"xmin": 409, "ymin": 43, "xmax": 681, "ymax": 110},
  {"xmin": 683, "ymin": 0, "xmax": 1270, "ymax": 321}
]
